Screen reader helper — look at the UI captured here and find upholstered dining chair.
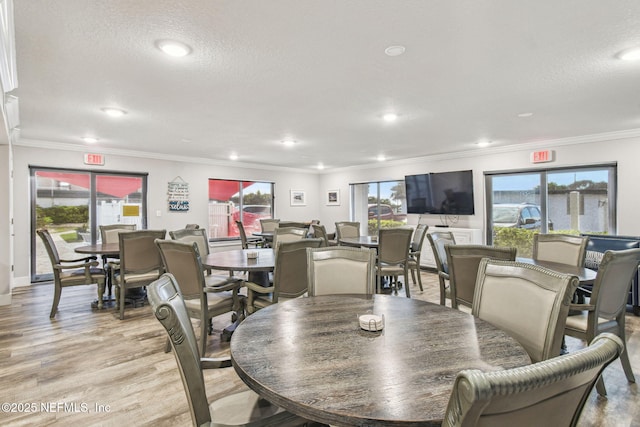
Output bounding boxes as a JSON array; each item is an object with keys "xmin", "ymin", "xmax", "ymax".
[
  {"xmin": 99, "ymin": 223, "xmax": 137, "ymax": 294},
  {"xmin": 244, "ymin": 238, "xmax": 323, "ymax": 314},
  {"xmin": 170, "ymin": 228, "xmax": 212, "ymax": 274},
  {"xmin": 335, "ymin": 221, "xmax": 360, "ymax": 242},
  {"xmin": 147, "ymin": 273, "xmax": 313, "ymax": 427},
  {"xmin": 376, "ymin": 227, "xmax": 414, "ymax": 297},
  {"xmin": 235, "ymin": 220, "xmax": 262, "ymax": 249},
  {"xmin": 407, "ymin": 224, "xmax": 429, "ymax": 292},
  {"xmin": 307, "ymin": 246, "xmax": 376, "ymax": 296},
  {"xmin": 155, "ymin": 239, "xmax": 243, "ymax": 355},
  {"xmin": 312, "ymin": 224, "xmax": 337, "ymax": 247},
  {"xmin": 473, "ymin": 258, "xmax": 579, "ymax": 363},
  {"xmin": 427, "ymin": 231, "xmax": 456, "ymax": 306},
  {"xmin": 259, "ymin": 218, "xmax": 280, "ymax": 233},
  {"xmin": 565, "ymin": 248, "xmax": 640, "ymax": 394},
  {"xmin": 37, "ymin": 228, "xmax": 106, "ymax": 318},
  {"xmin": 272, "ymin": 226, "xmax": 306, "ymax": 251},
  {"xmin": 533, "ymin": 233, "xmax": 589, "ymax": 267},
  {"xmin": 441, "ymin": 333, "xmax": 623, "ymax": 427},
  {"xmin": 446, "ymin": 244, "xmax": 517, "ymax": 311},
  {"xmin": 111, "ymin": 229, "xmax": 166, "ymax": 319}
]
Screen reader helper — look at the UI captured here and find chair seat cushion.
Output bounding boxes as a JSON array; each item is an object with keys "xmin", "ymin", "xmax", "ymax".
[
  {"xmin": 60, "ymin": 268, "xmax": 105, "ymax": 285},
  {"xmin": 114, "ymin": 270, "xmax": 161, "ymax": 285},
  {"xmin": 565, "ymin": 312, "xmax": 618, "ymax": 333},
  {"xmin": 184, "ymin": 292, "xmax": 234, "ymax": 312},
  {"xmin": 204, "ymin": 274, "xmax": 239, "ymax": 287}
]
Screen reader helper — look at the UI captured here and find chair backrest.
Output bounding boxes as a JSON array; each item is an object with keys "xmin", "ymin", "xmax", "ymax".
[
  {"xmin": 378, "ymin": 227, "xmax": 413, "ymax": 265},
  {"xmin": 335, "ymin": 221, "xmax": 360, "ymax": 240},
  {"xmin": 235, "ymin": 220, "xmax": 252, "ymax": 249},
  {"xmin": 155, "ymin": 239, "xmax": 206, "ymax": 299},
  {"xmin": 260, "ymin": 218, "xmax": 280, "ymax": 232},
  {"xmin": 411, "ymin": 224, "xmax": 429, "ymax": 252},
  {"xmin": 589, "ymin": 248, "xmax": 640, "ymax": 322},
  {"xmin": 473, "ymin": 258, "xmax": 579, "ymax": 363},
  {"xmin": 100, "ymin": 223, "xmax": 137, "ymax": 244},
  {"xmin": 442, "ymin": 333, "xmax": 623, "ymax": 427},
  {"xmin": 312, "ymin": 224, "xmax": 330, "ymax": 246},
  {"xmin": 272, "ymin": 227, "xmax": 306, "ymax": 250},
  {"xmin": 427, "ymin": 231, "xmax": 456, "ymax": 275},
  {"xmin": 446, "ymin": 244, "xmax": 517, "ymax": 309},
  {"xmin": 533, "ymin": 233, "xmax": 589, "ymax": 267},
  {"xmin": 170, "ymin": 228, "xmax": 210, "ymax": 257},
  {"xmin": 279, "ymin": 221, "xmax": 308, "ymax": 229},
  {"xmin": 119, "ymin": 230, "xmax": 166, "ymax": 275},
  {"xmin": 37, "ymin": 228, "xmax": 61, "ymax": 266},
  {"xmin": 148, "ymin": 273, "xmax": 212, "ymax": 427},
  {"xmin": 273, "ymin": 238, "xmax": 323, "ymax": 301},
  {"xmin": 307, "ymin": 246, "xmax": 375, "ymax": 296}
]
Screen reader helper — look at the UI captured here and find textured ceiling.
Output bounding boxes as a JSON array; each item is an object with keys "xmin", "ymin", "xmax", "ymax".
[{"xmin": 12, "ymin": 1, "xmax": 640, "ymax": 170}]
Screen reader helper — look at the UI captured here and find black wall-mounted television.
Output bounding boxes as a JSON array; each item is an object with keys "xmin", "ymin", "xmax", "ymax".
[{"xmin": 405, "ymin": 170, "xmax": 475, "ymax": 215}]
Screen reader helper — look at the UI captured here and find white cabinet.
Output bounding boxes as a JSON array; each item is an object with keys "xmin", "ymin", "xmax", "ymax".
[{"xmin": 419, "ymin": 227, "xmax": 482, "ymax": 269}]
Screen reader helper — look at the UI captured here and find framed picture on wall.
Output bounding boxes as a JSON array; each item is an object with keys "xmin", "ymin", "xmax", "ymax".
[
  {"xmin": 290, "ymin": 190, "xmax": 306, "ymax": 206},
  {"xmin": 327, "ymin": 189, "xmax": 340, "ymax": 206}
]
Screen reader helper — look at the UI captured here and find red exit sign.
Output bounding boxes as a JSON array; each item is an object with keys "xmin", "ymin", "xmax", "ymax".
[
  {"xmin": 530, "ymin": 149, "xmax": 554, "ymax": 164},
  {"xmin": 84, "ymin": 153, "xmax": 105, "ymax": 166}
]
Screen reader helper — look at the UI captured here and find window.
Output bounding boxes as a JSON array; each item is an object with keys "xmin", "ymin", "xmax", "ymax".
[
  {"xmin": 351, "ymin": 180, "xmax": 407, "ymax": 235},
  {"xmin": 31, "ymin": 167, "xmax": 147, "ymax": 282},
  {"xmin": 208, "ymin": 179, "xmax": 274, "ymax": 240},
  {"xmin": 486, "ymin": 164, "xmax": 616, "ymax": 256}
]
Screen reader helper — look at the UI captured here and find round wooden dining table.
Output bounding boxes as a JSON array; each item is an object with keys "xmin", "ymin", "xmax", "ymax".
[{"xmin": 230, "ymin": 295, "xmax": 531, "ymax": 427}]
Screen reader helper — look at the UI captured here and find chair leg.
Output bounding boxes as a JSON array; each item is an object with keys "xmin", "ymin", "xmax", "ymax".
[
  {"xmin": 50, "ymin": 284, "xmax": 62, "ymax": 318},
  {"xmin": 416, "ymin": 266, "xmax": 423, "ymax": 292},
  {"xmin": 595, "ymin": 375, "xmax": 607, "ymax": 396},
  {"xmin": 404, "ymin": 268, "xmax": 411, "ymax": 298},
  {"xmin": 619, "ymin": 345, "xmax": 636, "ymax": 383},
  {"xmin": 200, "ymin": 317, "xmax": 208, "ymax": 357},
  {"xmin": 119, "ymin": 286, "xmax": 126, "ymax": 320},
  {"xmin": 439, "ymin": 279, "xmax": 446, "ymax": 306}
]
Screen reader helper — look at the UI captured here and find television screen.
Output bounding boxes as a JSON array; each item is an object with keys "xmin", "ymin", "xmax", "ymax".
[{"xmin": 405, "ymin": 170, "xmax": 475, "ymax": 215}]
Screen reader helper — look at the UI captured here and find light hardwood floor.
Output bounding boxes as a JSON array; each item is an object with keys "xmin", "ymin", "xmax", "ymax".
[{"xmin": 0, "ymin": 271, "xmax": 638, "ymax": 426}]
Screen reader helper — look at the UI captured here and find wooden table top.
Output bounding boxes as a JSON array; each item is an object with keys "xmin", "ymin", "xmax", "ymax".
[
  {"xmin": 74, "ymin": 243, "xmax": 120, "ymax": 256},
  {"xmin": 339, "ymin": 236, "xmax": 379, "ymax": 248},
  {"xmin": 517, "ymin": 257, "xmax": 597, "ymax": 284},
  {"xmin": 202, "ymin": 248, "xmax": 274, "ymax": 272},
  {"xmin": 230, "ymin": 295, "xmax": 531, "ymax": 427}
]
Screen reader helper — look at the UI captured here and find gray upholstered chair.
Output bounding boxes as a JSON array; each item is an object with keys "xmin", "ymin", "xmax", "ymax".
[
  {"xmin": 100, "ymin": 223, "xmax": 137, "ymax": 244},
  {"xmin": 307, "ymin": 246, "xmax": 376, "ymax": 296},
  {"xmin": 565, "ymin": 248, "xmax": 640, "ymax": 394},
  {"xmin": 407, "ymin": 224, "xmax": 429, "ymax": 292},
  {"xmin": 111, "ymin": 229, "xmax": 166, "ymax": 319},
  {"xmin": 533, "ymin": 233, "xmax": 589, "ymax": 267},
  {"xmin": 427, "ymin": 231, "xmax": 456, "ymax": 306},
  {"xmin": 446, "ymin": 244, "xmax": 517, "ymax": 311},
  {"xmin": 335, "ymin": 221, "xmax": 360, "ymax": 242},
  {"xmin": 442, "ymin": 333, "xmax": 623, "ymax": 427},
  {"xmin": 155, "ymin": 239, "xmax": 244, "ymax": 355},
  {"xmin": 244, "ymin": 238, "xmax": 323, "ymax": 314},
  {"xmin": 235, "ymin": 220, "xmax": 262, "ymax": 249},
  {"xmin": 147, "ymin": 273, "xmax": 311, "ymax": 427},
  {"xmin": 37, "ymin": 228, "xmax": 106, "ymax": 318},
  {"xmin": 376, "ymin": 227, "xmax": 414, "ymax": 297},
  {"xmin": 259, "ymin": 218, "xmax": 280, "ymax": 233},
  {"xmin": 272, "ymin": 226, "xmax": 306, "ymax": 251},
  {"xmin": 170, "ymin": 228, "xmax": 212, "ymax": 274},
  {"xmin": 312, "ymin": 224, "xmax": 337, "ymax": 247},
  {"xmin": 473, "ymin": 258, "xmax": 579, "ymax": 363}
]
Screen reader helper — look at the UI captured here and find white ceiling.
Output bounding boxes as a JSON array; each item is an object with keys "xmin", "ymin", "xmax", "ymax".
[{"xmin": 12, "ymin": 1, "xmax": 640, "ymax": 170}]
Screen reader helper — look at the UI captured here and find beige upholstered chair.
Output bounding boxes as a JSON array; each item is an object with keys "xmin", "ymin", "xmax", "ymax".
[
  {"xmin": 376, "ymin": 227, "xmax": 414, "ymax": 297},
  {"xmin": 170, "ymin": 228, "xmax": 212, "ymax": 274},
  {"xmin": 446, "ymin": 244, "xmax": 517, "ymax": 311},
  {"xmin": 259, "ymin": 218, "xmax": 280, "ymax": 233},
  {"xmin": 244, "ymin": 238, "xmax": 323, "ymax": 314},
  {"xmin": 155, "ymin": 239, "xmax": 243, "ymax": 355},
  {"xmin": 473, "ymin": 258, "xmax": 579, "ymax": 363},
  {"xmin": 100, "ymin": 223, "xmax": 137, "ymax": 244},
  {"xmin": 147, "ymin": 273, "xmax": 311, "ymax": 427},
  {"xmin": 407, "ymin": 224, "xmax": 429, "ymax": 292},
  {"xmin": 111, "ymin": 229, "xmax": 166, "ymax": 319},
  {"xmin": 533, "ymin": 233, "xmax": 589, "ymax": 267},
  {"xmin": 235, "ymin": 220, "xmax": 262, "ymax": 249},
  {"xmin": 37, "ymin": 229, "xmax": 106, "ymax": 318},
  {"xmin": 272, "ymin": 226, "xmax": 306, "ymax": 251},
  {"xmin": 335, "ymin": 221, "xmax": 360, "ymax": 242},
  {"xmin": 427, "ymin": 231, "xmax": 456, "ymax": 306},
  {"xmin": 442, "ymin": 333, "xmax": 624, "ymax": 427},
  {"xmin": 307, "ymin": 246, "xmax": 376, "ymax": 296},
  {"xmin": 565, "ymin": 248, "xmax": 640, "ymax": 394},
  {"xmin": 312, "ymin": 224, "xmax": 337, "ymax": 247}
]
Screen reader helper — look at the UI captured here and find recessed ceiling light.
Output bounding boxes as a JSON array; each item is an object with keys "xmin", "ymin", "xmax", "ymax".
[
  {"xmin": 281, "ymin": 139, "xmax": 297, "ymax": 146},
  {"xmin": 384, "ymin": 45, "xmax": 406, "ymax": 57},
  {"xmin": 383, "ymin": 113, "xmax": 398, "ymax": 122},
  {"xmin": 616, "ymin": 47, "xmax": 640, "ymax": 61},
  {"xmin": 476, "ymin": 140, "xmax": 492, "ymax": 148},
  {"xmin": 317, "ymin": 163, "xmax": 325, "ymax": 170},
  {"xmin": 377, "ymin": 154, "xmax": 386, "ymax": 162},
  {"xmin": 101, "ymin": 107, "xmax": 127, "ymax": 117},
  {"xmin": 156, "ymin": 40, "xmax": 192, "ymax": 57},
  {"xmin": 517, "ymin": 112, "xmax": 534, "ymax": 118},
  {"xmin": 82, "ymin": 136, "xmax": 98, "ymax": 143},
  {"xmin": 229, "ymin": 153, "xmax": 238, "ymax": 161}
]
